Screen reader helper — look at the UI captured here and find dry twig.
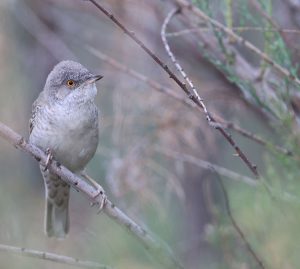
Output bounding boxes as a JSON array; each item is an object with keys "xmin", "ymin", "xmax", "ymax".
[
  {"xmin": 0, "ymin": 122, "xmax": 183, "ymax": 269},
  {"xmin": 158, "ymin": 147, "xmax": 300, "ymax": 204},
  {"xmin": 216, "ymin": 178, "xmax": 266, "ymax": 269},
  {"xmin": 88, "ymin": 47, "xmax": 292, "ymax": 157},
  {"xmin": 0, "ymin": 243, "xmax": 109, "ymax": 269},
  {"xmin": 160, "ymin": 7, "xmax": 259, "ymax": 177},
  {"xmin": 86, "ymin": 0, "xmax": 259, "ymax": 179},
  {"xmin": 166, "ymin": 26, "xmax": 300, "ymax": 37},
  {"xmin": 158, "ymin": 147, "xmax": 257, "ymax": 186}
]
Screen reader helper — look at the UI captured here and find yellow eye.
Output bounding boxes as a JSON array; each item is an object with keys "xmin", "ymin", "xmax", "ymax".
[{"xmin": 66, "ymin": 79, "xmax": 75, "ymax": 88}]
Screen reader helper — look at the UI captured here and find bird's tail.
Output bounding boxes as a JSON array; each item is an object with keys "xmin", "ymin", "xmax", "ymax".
[
  {"xmin": 45, "ymin": 198, "xmax": 69, "ymax": 238},
  {"xmin": 42, "ymin": 169, "xmax": 70, "ymax": 238}
]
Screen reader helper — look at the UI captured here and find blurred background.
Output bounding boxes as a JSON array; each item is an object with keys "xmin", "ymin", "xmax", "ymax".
[{"xmin": 1, "ymin": 0, "xmax": 300, "ymax": 268}]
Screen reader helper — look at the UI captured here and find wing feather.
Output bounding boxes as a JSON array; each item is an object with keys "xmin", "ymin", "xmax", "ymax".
[{"xmin": 29, "ymin": 91, "xmax": 46, "ymax": 134}]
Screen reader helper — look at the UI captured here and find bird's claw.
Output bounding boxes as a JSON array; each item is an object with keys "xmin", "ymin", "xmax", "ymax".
[
  {"xmin": 44, "ymin": 148, "xmax": 53, "ymax": 171},
  {"xmin": 81, "ymin": 171, "xmax": 107, "ymax": 212},
  {"xmin": 90, "ymin": 186, "xmax": 107, "ymax": 213}
]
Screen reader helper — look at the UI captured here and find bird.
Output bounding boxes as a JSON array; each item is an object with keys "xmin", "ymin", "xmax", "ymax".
[{"xmin": 29, "ymin": 60, "xmax": 104, "ymax": 238}]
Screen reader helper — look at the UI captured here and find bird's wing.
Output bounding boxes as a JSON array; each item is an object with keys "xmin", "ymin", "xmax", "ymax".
[{"xmin": 29, "ymin": 91, "xmax": 46, "ymax": 134}]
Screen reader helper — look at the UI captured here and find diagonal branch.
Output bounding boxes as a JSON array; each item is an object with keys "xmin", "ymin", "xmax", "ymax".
[
  {"xmin": 216, "ymin": 178, "xmax": 266, "ymax": 269},
  {"xmin": 160, "ymin": 7, "xmax": 259, "ymax": 178},
  {"xmin": 166, "ymin": 26, "xmax": 300, "ymax": 38},
  {"xmin": 161, "ymin": 8, "xmax": 212, "ymax": 123},
  {"xmin": 0, "ymin": 121, "xmax": 183, "ymax": 269},
  {"xmin": 0, "ymin": 243, "xmax": 110, "ymax": 269},
  {"xmin": 158, "ymin": 147, "xmax": 300, "ymax": 204},
  {"xmin": 87, "ymin": 47, "xmax": 292, "ymax": 157},
  {"xmin": 86, "ymin": 0, "xmax": 259, "ymax": 179},
  {"xmin": 157, "ymin": 146, "xmax": 257, "ymax": 187}
]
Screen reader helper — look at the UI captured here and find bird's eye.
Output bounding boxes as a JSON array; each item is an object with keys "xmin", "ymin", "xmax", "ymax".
[{"xmin": 66, "ymin": 79, "xmax": 75, "ymax": 88}]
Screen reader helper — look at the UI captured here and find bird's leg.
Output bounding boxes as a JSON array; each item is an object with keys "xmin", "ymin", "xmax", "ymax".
[
  {"xmin": 80, "ymin": 170, "xmax": 107, "ymax": 212},
  {"xmin": 43, "ymin": 148, "xmax": 53, "ymax": 171},
  {"xmin": 80, "ymin": 171, "xmax": 99, "ymax": 189}
]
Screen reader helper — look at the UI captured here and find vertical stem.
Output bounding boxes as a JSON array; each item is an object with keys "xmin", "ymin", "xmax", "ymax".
[{"xmin": 225, "ymin": 0, "xmax": 234, "ymax": 42}]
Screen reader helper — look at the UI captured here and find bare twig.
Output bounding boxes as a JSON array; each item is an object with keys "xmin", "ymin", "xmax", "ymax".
[
  {"xmin": 157, "ymin": 147, "xmax": 257, "ymax": 186},
  {"xmin": 161, "ymin": 7, "xmax": 259, "ymax": 178},
  {"xmin": 166, "ymin": 26, "xmax": 300, "ymax": 37},
  {"xmin": 174, "ymin": 0, "xmax": 300, "ymax": 86},
  {"xmin": 161, "ymin": 8, "xmax": 212, "ymax": 123},
  {"xmin": 87, "ymin": 46, "xmax": 191, "ymax": 109},
  {"xmin": 88, "ymin": 47, "xmax": 292, "ymax": 157},
  {"xmin": 0, "ymin": 243, "xmax": 109, "ymax": 269},
  {"xmin": 216, "ymin": 178, "xmax": 266, "ymax": 269},
  {"xmin": 158, "ymin": 147, "xmax": 300, "ymax": 204},
  {"xmin": 161, "ymin": 8, "xmax": 215, "ymax": 123},
  {"xmin": 0, "ymin": 122, "xmax": 183, "ymax": 269},
  {"xmin": 218, "ymin": 121, "xmax": 293, "ymax": 156},
  {"xmin": 86, "ymin": 0, "xmax": 259, "ymax": 179}
]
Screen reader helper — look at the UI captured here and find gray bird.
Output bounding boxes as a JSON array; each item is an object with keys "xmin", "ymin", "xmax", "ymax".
[{"xmin": 29, "ymin": 60, "xmax": 103, "ymax": 238}]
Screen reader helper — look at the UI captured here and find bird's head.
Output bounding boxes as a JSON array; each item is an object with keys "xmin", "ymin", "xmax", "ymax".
[{"xmin": 45, "ymin": 60, "xmax": 103, "ymax": 103}]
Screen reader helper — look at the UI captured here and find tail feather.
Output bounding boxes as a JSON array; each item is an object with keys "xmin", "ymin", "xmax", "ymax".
[
  {"xmin": 42, "ymin": 168, "xmax": 70, "ymax": 238},
  {"xmin": 45, "ymin": 198, "xmax": 69, "ymax": 238}
]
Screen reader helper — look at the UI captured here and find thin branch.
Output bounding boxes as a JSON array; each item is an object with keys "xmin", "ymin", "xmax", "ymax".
[
  {"xmin": 174, "ymin": 0, "xmax": 300, "ymax": 86},
  {"xmin": 248, "ymin": 0, "xmax": 293, "ymax": 53},
  {"xmin": 158, "ymin": 147, "xmax": 300, "ymax": 204},
  {"xmin": 218, "ymin": 121, "xmax": 293, "ymax": 156},
  {"xmin": 161, "ymin": 7, "xmax": 259, "ymax": 178},
  {"xmin": 166, "ymin": 26, "xmax": 300, "ymax": 37},
  {"xmin": 0, "ymin": 243, "xmax": 109, "ymax": 269},
  {"xmin": 87, "ymin": 47, "xmax": 292, "ymax": 157},
  {"xmin": 87, "ymin": 46, "xmax": 191, "ymax": 109},
  {"xmin": 0, "ymin": 122, "xmax": 183, "ymax": 269},
  {"xmin": 157, "ymin": 147, "xmax": 257, "ymax": 187},
  {"xmin": 216, "ymin": 177, "xmax": 266, "ymax": 269},
  {"xmin": 161, "ymin": 8, "xmax": 212, "ymax": 123},
  {"xmin": 86, "ymin": 0, "xmax": 259, "ymax": 179},
  {"xmin": 249, "ymin": 0, "xmax": 280, "ymax": 31}
]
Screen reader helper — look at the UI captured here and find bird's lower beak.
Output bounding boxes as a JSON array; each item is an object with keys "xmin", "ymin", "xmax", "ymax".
[{"xmin": 87, "ymin": 75, "xmax": 103, "ymax": 84}]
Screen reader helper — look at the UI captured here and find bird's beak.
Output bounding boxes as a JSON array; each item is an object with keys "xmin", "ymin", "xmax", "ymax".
[{"xmin": 87, "ymin": 75, "xmax": 103, "ymax": 84}]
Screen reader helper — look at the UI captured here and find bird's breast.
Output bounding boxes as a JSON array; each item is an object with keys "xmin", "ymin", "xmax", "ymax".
[{"xmin": 30, "ymin": 103, "xmax": 99, "ymax": 171}]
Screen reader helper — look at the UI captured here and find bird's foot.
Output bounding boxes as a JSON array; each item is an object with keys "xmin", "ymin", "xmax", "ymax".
[
  {"xmin": 80, "ymin": 171, "xmax": 107, "ymax": 212},
  {"xmin": 43, "ymin": 148, "xmax": 53, "ymax": 171},
  {"xmin": 91, "ymin": 186, "xmax": 107, "ymax": 213}
]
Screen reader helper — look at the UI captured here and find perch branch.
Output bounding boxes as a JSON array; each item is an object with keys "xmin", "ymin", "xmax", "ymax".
[
  {"xmin": 86, "ymin": 0, "xmax": 259, "ymax": 179},
  {"xmin": 0, "ymin": 122, "xmax": 183, "ymax": 269},
  {"xmin": 0, "ymin": 243, "xmax": 109, "ymax": 269}
]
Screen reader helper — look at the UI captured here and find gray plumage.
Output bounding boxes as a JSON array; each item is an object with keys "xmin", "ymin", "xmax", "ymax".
[{"xmin": 29, "ymin": 60, "xmax": 102, "ymax": 238}]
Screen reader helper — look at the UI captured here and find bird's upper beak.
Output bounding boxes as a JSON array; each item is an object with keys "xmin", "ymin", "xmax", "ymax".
[{"xmin": 86, "ymin": 74, "xmax": 103, "ymax": 84}]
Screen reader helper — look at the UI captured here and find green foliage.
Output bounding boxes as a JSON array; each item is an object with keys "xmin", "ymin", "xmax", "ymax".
[{"xmin": 192, "ymin": 0, "xmax": 300, "ymax": 268}]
